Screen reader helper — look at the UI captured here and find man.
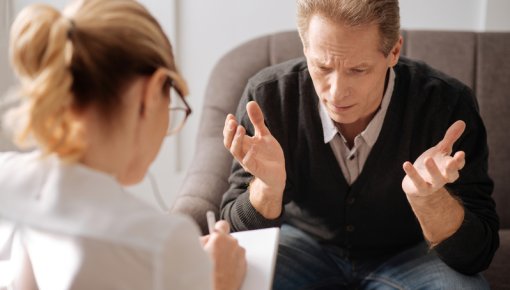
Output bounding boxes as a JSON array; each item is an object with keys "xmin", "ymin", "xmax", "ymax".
[{"xmin": 221, "ymin": 0, "xmax": 499, "ymax": 289}]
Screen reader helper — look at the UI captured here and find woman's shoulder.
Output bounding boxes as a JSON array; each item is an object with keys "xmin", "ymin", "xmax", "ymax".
[
  {"xmin": 0, "ymin": 150, "xmax": 40, "ymax": 167},
  {"xmin": 0, "ymin": 151, "xmax": 47, "ymax": 201},
  {"xmin": 0, "ymin": 152, "xmax": 202, "ymax": 253}
]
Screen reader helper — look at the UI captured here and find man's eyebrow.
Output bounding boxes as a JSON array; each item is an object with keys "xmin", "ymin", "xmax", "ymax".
[
  {"xmin": 314, "ymin": 59, "xmax": 335, "ymax": 68},
  {"xmin": 350, "ymin": 62, "xmax": 370, "ymax": 68}
]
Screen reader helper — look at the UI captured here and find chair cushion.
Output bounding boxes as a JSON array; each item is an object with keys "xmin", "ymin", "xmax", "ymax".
[
  {"xmin": 404, "ymin": 30, "xmax": 476, "ymax": 89},
  {"xmin": 476, "ymin": 33, "xmax": 510, "ymax": 229},
  {"xmin": 484, "ymin": 230, "xmax": 510, "ymax": 290}
]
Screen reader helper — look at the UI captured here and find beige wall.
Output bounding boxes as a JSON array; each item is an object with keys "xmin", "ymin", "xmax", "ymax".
[
  {"xmin": 0, "ymin": 0, "xmax": 13, "ymax": 100},
  {"xmin": 485, "ymin": 0, "xmax": 510, "ymax": 31},
  {"xmin": 0, "ymin": 0, "xmax": 16, "ymax": 151}
]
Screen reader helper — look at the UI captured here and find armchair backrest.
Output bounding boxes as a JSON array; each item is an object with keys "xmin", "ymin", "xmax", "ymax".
[
  {"xmin": 172, "ymin": 30, "xmax": 510, "ymax": 234},
  {"xmin": 172, "ymin": 31, "xmax": 304, "ymax": 233}
]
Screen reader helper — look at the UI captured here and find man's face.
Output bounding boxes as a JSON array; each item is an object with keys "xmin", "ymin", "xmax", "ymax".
[{"xmin": 304, "ymin": 15, "xmax": 400, "ymax": 128}]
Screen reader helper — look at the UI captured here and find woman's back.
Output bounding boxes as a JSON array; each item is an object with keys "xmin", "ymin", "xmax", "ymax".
[
  {"xmin": 0, "ymin": 151, "xmax": 212, "ymax": 289},
  {"xmin": 0, "ymin": 0, "xmax": 246, "ymax": 288}
]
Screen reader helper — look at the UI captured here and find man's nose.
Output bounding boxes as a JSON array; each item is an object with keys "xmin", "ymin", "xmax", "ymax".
[{"xmin": 329, "ymin": 72, "xmax": 350, "ymax": 101}]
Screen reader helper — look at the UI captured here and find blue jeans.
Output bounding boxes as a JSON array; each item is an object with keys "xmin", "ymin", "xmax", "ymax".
[{"xmin": 273, "ymin": 224, "xmax": 489, "ymax": 290}]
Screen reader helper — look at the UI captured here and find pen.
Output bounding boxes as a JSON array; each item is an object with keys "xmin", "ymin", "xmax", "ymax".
[{"xmin": 206, "ymin": 210, "xmax": 216, "ymax": 234}]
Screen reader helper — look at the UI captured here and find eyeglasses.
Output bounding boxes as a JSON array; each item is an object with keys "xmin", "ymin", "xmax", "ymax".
[{"xmin": 167, "ymin": 78, "xmax": 192, "ymax": 136}]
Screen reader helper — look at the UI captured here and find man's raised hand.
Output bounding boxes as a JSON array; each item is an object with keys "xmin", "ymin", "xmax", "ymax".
[
  {"xmin": 223, "ymin": 101, "xmax": 286, "ymax": 192},
  {"xmin": 402, "ymin": 120, "xmax": 466, "ymax": 196}
]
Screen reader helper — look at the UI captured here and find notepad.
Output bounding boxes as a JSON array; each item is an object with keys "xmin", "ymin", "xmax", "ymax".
[{"xmin": 231, "ymin": 227, "xmax": 280, "ymax": 290}]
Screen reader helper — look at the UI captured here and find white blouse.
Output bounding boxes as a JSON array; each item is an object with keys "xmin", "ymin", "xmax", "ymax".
[{"xmin": 0, "ymin": 151, "xmax": 213, "ymax": 290}]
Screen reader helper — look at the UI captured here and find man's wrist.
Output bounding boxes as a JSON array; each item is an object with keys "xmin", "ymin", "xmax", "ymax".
[
  {"xmin": 406, "ymin": 187, "xmax": 451, "ymax": 209},
  {"xmin": 406, "ymin": 187, "xmax": 465, "ymax": 245},
  {"xmin": 248, "ymin": 177, "xmax": 284, "ymax": 219}
]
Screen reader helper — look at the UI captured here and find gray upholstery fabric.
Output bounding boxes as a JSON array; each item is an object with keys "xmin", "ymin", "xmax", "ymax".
[
  {"xmin": 478, "ymin": 31, "xmax": 510, "ymax": 283},
  {"xmin": 404, "ymin": 31, "xmax": 477, "ymax": 89},
  {"xmin": 476, "ymin": 33, "xmax": 510, "ymax": 229},
  {"xmin": 484, "ymin": 230, "xmax": 510, "ymax": 290},
  {"xmin": 172, "ymin": 30, "xmax": 509, "ymax": 288},
  {"xmin": 172, "ymin": 31, "xmax": 306, "ymax": 231},
  {"xmin": 268, "ymin": 31, "xmax": 304, "ymax": 65}
]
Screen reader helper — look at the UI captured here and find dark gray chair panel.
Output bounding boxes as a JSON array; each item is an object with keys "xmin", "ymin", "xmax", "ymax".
[
  {"xmin": 404, "ymin": 30, "xmax": 476, "ymax": 89},
  {"xmin": 173, "ymin": 31, "xmax": 305, "ymax": 233},
  {"xmin": 476, "ymin": 33, "xmax": 510, "ymax": 229}
]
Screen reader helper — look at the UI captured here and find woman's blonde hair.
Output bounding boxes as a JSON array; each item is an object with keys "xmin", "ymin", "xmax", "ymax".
[
  {"xmin": 7, "ymin": 0, "xmax": 187, "ymax": 161},
  {"xmin": 296, "ymin": 0, "xmax": 400, "ymax": 56}
]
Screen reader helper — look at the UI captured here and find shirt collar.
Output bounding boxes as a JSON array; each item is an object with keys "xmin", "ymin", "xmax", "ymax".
[{"xmin": 320, "ymin": 67, "xmax": 395, "ymax": 145}]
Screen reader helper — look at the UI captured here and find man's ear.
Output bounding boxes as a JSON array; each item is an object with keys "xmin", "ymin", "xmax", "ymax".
[
  {"xmin": 140, "ymin": 68, "xmax": 168, "ymax": 116},
  {"xmin": 388, "ymin": 35, "xmax": 403, "ymax": 67},
  {"xmin": 300, "ymin": 33, "xmax": 308, "ymax": 56}
]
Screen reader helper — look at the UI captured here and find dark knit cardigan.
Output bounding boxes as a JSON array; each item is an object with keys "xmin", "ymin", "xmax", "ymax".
[{"xmin": 221, "ymin": 56, "xmax": 499, "ymax": 275}]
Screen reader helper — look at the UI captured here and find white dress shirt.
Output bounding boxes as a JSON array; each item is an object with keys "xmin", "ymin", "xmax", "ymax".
[{"xmin": 0, "ymin": 151, "xmax": 212, "ymax": 290}]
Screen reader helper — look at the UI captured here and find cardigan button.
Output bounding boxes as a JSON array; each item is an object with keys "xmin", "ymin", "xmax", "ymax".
[
  {"xmin": 346, "ymin": 225, "xmax": 355, "ymax": 232},
  {"xmin": 346, "ymin": 197, "xmax": 355, "ymax": 205}
]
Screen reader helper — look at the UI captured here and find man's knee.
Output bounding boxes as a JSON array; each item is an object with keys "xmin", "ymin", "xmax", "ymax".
[
  {"xmin": 362, "ymin": 243, "xmax": 490, "ymax": 290},
  {"xmin": 363, "ymin": 267, "xmax": 490, "ymax": 290}
]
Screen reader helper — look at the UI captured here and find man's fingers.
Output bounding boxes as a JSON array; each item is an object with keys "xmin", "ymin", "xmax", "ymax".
[
  {"xmin": 223, "ymin": 115, "xmax": 238, "ymax": 149},
  {"xmin": 438, "ymin": 120, "xmax": 466, "ymax": 152},
  {"xmin": 246, "ymin": 101, "xmax": 270, "ymax": 136},
  {"xmin": 452, "ymin": 151, "xmax": 466, "ymax": 170},
  {"xmin": 403, "ymin": 161, "xmax": 429, "ymax": 190},
  {"xmin": 230, "ymin": 126, "xmax": 247, "ymax": 162},
  {"xmin": 241, "ymin": 145, "xmax": 257, "ymax": 172},
  {"xmin": 424, "ymin": 157, "xmax": 447, "ymax": 187},
  {"xmin": 444, "ymin": 151, "xmax": 465, "ymax": 183}
]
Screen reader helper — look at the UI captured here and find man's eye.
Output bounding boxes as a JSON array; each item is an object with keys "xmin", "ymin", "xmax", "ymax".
[
  {"xmin": 316, "ymin": 65, "xmax": 331, "ymax": 72},
  {"xmin": 351, "ymin": 68, "xmax": 366, "ymax": 74}
]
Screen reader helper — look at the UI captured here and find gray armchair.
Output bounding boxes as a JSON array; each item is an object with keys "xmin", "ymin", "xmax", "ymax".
[{"xmin": 172, "ymin": 30, "xmax": 510, "ymax": 289}]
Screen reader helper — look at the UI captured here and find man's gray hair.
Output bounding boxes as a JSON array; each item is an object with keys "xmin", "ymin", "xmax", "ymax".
[{"xmin": 297, "ymin": 0, "xmax": 400, "ymax": 56}]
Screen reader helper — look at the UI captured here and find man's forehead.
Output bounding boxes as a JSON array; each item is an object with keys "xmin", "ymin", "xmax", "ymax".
[
  {"xmin": 306, "ymin": 40, "xmax": 378, "ymax": 67},
  {"xmin": 306, "ymin": 17, "xmax": 382, "ymax": 59},
  {"xmin": 307, "ymin": 52, "xmax": 372, "ymax": 67}
]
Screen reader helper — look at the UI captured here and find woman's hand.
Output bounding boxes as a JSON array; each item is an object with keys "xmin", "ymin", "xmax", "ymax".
[{"xmin": 201, "ymin": 220, "xmax": 246, "ymax": 290}]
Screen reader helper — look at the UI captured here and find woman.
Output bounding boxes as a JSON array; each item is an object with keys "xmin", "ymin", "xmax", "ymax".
[{"xmin": 0, "ymin": 0, "xmax": 246, "ymax": 289}]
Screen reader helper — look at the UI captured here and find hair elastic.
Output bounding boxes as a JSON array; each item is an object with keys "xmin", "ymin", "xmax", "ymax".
[{"xmin": 67, "ymin": 18, "xmax": 76, "ymax": 39}]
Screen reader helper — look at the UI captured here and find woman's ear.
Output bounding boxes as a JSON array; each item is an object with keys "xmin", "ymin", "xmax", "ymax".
[{"xmin": 139, "ymin": 68, "xmax": 169, "ymax": 116}]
